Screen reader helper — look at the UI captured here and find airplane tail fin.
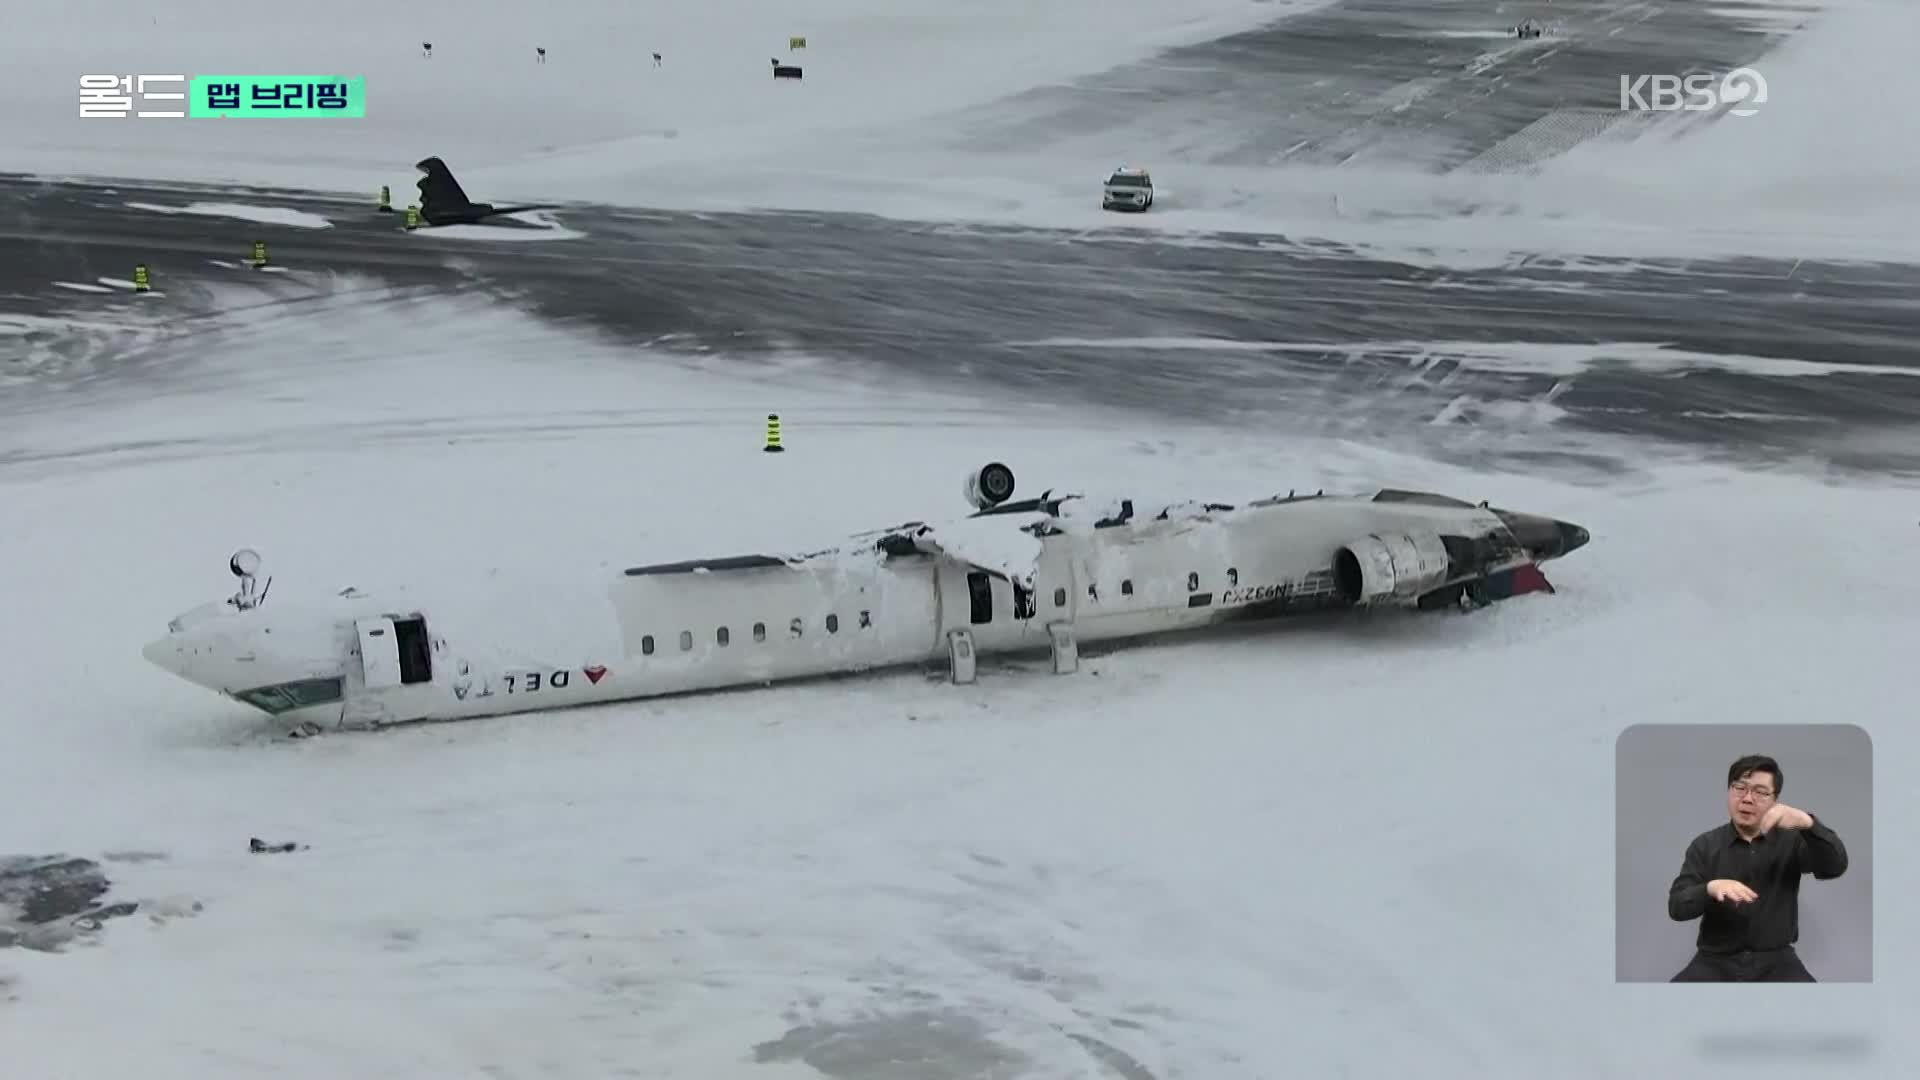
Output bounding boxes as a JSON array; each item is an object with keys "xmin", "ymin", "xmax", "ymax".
[
  {"xmin": 410, "ymin": 156, "xmax": 562, "ymax": 225},
  {"xmin": 414, "ymin": 155, "xmax": 477, "ymax": 221}
]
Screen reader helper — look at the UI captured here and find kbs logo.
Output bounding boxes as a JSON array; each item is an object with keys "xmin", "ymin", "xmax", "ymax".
[{"xmin": 1618, "ymin": 68, "xmax": 1768, "ymax": 117}]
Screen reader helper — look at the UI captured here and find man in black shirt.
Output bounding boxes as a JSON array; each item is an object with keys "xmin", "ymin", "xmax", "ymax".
[{"xmin": 1667, "ymin": 754, "xmax": 1850, "ymax": 981}]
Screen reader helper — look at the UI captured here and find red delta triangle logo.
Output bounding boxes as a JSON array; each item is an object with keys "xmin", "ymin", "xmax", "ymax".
[{"xmin": 583, "ymin": 665, "xmax": 608, "ymax": 684}]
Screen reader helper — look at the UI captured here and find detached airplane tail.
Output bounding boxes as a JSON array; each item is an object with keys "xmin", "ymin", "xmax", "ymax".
[
  {"xmin": 413, "ymin": 155, "xmax": 561, "ymax": 225},
  {"xmin": 415, "ymin": 155, "xmax": 477, "ymax": 221}
]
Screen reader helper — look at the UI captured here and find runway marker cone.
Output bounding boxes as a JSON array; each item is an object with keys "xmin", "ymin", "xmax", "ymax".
[
  {"xmin": 248, "ymin": 239, "xmax": 268, "ymax": 268},
  {"xmin": 763, "ymin": 413, "xmax": 785, "ymax": 453},
  {"xmin": 132, "ymin": 264, "xmax": 150, "ymax": 292},
  {"xmin": 405, "ymin": 204, "xmax": 420, "ymax": 231},
  {"xmin": 377, "ymin": 185, "xmax": 392, "ymax": 212}
]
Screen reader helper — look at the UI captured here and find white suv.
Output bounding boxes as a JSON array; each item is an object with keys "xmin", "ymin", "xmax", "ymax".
[{"xmin": 1101, "ymin": 166, "xmax": 1154, "ymax": 212}]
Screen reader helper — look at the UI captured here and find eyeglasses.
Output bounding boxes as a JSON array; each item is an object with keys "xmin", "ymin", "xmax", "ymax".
[{"xmin": 1730, "ymin": 781, "xmax": 1776, "ymax": 801}]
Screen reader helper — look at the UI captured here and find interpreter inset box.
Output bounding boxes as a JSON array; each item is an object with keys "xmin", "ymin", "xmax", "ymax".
[{"xmin": 1615, "ymin": 723, "xmax": 1871, "ymax": 983}]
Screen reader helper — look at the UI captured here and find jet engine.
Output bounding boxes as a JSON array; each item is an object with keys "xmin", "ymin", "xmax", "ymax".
[
  {"xmin": 1333, "ymin": 531, "xmax": 1452, "ymax": 606},
  {"xmin": 963, "ymin": 462, "xmax": 1017, "ymax": 510}
]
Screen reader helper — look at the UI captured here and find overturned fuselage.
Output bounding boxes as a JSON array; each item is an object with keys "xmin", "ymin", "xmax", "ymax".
[{"xmin": 141, "ymin": 470, "xmax": 1589, "ymax": 734}]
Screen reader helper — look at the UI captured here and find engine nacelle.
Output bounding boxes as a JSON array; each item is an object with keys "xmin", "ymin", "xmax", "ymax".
[
  {"xmin": 1334, "ymin": 531, "xmax": 1453, "ymax": 606},
  {"xmin": 963, "ymin": 462, "xmax": 1017, "ymax": 510}
]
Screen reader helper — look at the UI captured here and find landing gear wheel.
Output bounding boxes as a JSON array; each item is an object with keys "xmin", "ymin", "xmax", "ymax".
[{"xmin": 977, "ymin": 462, "xmax": 1015, "ymax": 504}]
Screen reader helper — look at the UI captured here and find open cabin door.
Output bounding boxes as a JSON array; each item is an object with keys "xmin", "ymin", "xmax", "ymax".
[
  {"xmin": 356, "ymin": 617, "xmax": 402, "ymax": 689},
  {"xmin": 934, "ymin": 545, "xmax": 1076, "ymax": 634}
]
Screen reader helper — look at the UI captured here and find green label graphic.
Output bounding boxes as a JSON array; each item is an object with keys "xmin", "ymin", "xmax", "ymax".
[{"xmin": 189, "ymin": 76, "xmax": 366, "ymax": 117}]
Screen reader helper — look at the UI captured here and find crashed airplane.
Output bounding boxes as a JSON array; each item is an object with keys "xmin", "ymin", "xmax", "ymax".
[{"xmin": 142, "ymin": 463, "xmax": 1590, "ymax": 734}]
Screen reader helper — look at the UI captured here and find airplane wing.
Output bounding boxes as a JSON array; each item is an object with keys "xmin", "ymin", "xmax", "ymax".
[{"xmin": 865, "ymin": 513, "xmax": 1048, "ymax": 589}]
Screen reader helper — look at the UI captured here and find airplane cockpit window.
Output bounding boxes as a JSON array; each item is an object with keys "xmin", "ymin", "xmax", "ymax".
[
  {"xmin": 232, "ymin": 676, "xmax": 344, "ymax": 715},
  {"xmin": 1372, "ymin": 489, "xmax": 1474, "ymax": 508}
]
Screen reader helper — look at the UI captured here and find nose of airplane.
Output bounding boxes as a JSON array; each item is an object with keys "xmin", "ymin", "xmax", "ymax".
[{"xmin": 143, "ymin": 633, "xmax": 189, "ymax": 678}]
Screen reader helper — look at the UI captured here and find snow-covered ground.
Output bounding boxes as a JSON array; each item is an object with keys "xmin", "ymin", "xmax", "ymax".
[
  {"xmin": 3, "ymin": 1, "xmax": 1914, "ymax": 1073},
  {"xmin": 2, "ymin": 289, "xmax": 1915, "ymax": 1077},
  {"xmin": 5, "ymin": 0, "xmax": 1911, "ymax": 261},
  {"xmin": 2, "ymin": 0, "xmax": 1306, "ymax": 195},
  {"xmin": 1503, "ymin": 0, "xmax": 1920, "ymax": 260},
  {"xmin": 121, "ymin": 201, "xmax": 336, "ymax": 229}
]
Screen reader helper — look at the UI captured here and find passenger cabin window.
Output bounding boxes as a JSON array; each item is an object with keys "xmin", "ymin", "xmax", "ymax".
[
  {"xmin": 642, "ymin": 635, "xmax": 655, "ymax": 656},
  {"xmin": 826, "ymin": 614, "xmax": 839, "ymax": 633},
  {"xmin": 1187, "ymin": 572, "xmax": 1199, "ymax": 591},
  {"xmin": 679, "ymin": 630, "xmax": 693, "ymax": 651},
  {"xmin": 858, "ymin": 610, "xmax": 871, "ymax": 628},
  {"xmin": 789, "ymin": 617, "xmax": 804, "ymax": 638},
  {"xmin": 1121, "ymin": 579, "xmax": 1134, "ymax": 596},
  {"xmin": 1228, "ymin": 568, "xmax": 1239, "ymax": 586},
  {"xmin": 753, "ymin": 622, "xmax": 766, "ymax": 642},
  {"xmin": 717, "ymin": 627, "xmax": 730, "ymax": 646},
  {"xmin": 967, "ymin": 571, "xmax": 993, "ymax": 624},
  {"xmin": 1053, "ymin": 587, "xmax": 1067, "ymax": 608}
]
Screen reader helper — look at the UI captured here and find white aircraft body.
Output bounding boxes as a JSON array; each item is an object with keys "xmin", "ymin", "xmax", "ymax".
[{"xmin": 142, "ymin": 464, "xmax": 1590, "ymax": 734}]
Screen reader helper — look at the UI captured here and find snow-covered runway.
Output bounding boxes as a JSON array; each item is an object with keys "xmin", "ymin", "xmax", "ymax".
[{"xmin": 7, "ymin": 177, "xmax": 1920, "ymax": 476}]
